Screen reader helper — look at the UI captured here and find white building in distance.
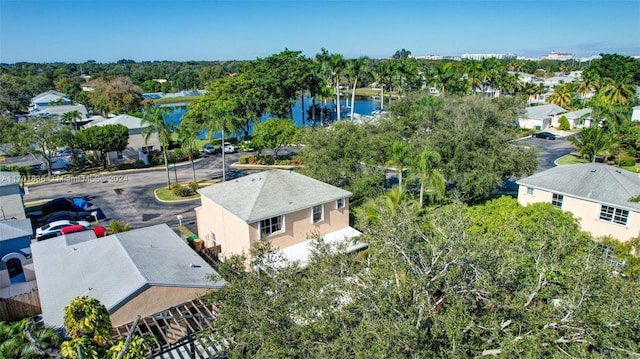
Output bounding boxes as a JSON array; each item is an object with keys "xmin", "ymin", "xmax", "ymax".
[
  {"xmin": 461, "ymin": 53, "xmax": 517, "ymax": 60},
  {"xmin": 541, "ymin": 51, "xmax": 574, "ymax": 60}
]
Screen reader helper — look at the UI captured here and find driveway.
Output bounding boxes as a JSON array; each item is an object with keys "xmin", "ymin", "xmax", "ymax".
[{"xmin": 515, "ymin": 134, "xmax": 576, "ymax": 172}]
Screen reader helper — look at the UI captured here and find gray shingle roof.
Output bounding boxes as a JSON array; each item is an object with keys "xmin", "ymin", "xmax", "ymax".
[
  {"xmin": 563, "ymin": 108, "xmax": 592, "ymax": 120},
  {"xmin": 198, "ymin": 170, "xmax": 352, "ymax": 223},
  {"xmin": 0, "ymin": 219, "xmax": 32, "ymax": 241},
  {"xmin": 517, "ymin": 163, "xmax": 640, "ymax": 211},
  {"xmin": 523, "ymin": 104, "xmax": 566, "ymax": 120},
  {"xmin": 32, "ymin": 224, "xmax": 224, "ymax": 328}
]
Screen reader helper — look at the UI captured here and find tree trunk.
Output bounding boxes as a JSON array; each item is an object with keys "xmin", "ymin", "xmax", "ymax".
[
  {"xmin": 350, "ymin": 77, "xmax": 357, "ymax": 120},
  {"xmin": 190, "ymin": 152, "xmax": 196, "ymax": 183},
  {"xmin": 221, "ymin": 128, "xmax": 226, "ymax": 182},
  {"xmin": 163, "ymin": 149, "xmax": 171, "ymax": 189},
  {"xmin": 301, "ymin": 93, "xmax": 305, "ymax": 125},
  {"xmin": 336, "ymin": 75, "xmax": 341, "ymax": 121},
  {"xmin": 311, "ymin": 97, "xmax": 317, "ymax": 127}
]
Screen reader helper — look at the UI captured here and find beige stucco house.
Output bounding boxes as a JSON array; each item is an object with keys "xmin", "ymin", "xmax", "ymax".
[
  {"xmin": 32, "ymin": 224, "xmax": 224, "ymax": 328},
  {"xmin": 517, "ymin": 163, "xmax": 640, "ymax": 242},
  {"xmin": 196, "ymin": 170, "xmax": 364, "ymax": 266}
]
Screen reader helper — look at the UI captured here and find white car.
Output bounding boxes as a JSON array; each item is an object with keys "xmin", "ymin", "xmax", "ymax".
[
  {"xmin": 35, "ymin": 220, "xmax": 91, "ymax": 240},
  {"xmin": 222, "ymin": 142, "xmax": 236, "ymax": 154}
]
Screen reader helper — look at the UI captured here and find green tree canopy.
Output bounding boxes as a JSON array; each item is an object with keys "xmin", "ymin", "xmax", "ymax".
[
  {"xmin": 88, "ymin": 76, "xmax": 143, "ymax": 116},
  {"xmin": 252, "ymin": 118, "xmax": 298, "ymax": 156},
  {"xmin": 75, "ymin": 124, "xmax": 129, "ymax": 168},
  {"xmin": 208, "ymin": 197, "xmax": 640, "ymax": 357}
]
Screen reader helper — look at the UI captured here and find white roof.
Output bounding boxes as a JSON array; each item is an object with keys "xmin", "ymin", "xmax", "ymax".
[
  {"xmin": 32, "ymin": 224, "xmax": 224, "ymax": 328},
  {"xmin": 89, "ymin": 114, "xmax": 145, "ymax": 130},
  {"xmin": 269, "ymin": 226, "xmax": 365, "ymax": 269},
  {"xmin": 31, "ymin": 105, "xmax": 88, "ymax": 119},
  {"xmin": 523, "ymin": 104, "xmax": 566, "ymax": 120}
]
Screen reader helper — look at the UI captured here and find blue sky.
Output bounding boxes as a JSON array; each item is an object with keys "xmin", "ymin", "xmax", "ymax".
[{"xmin": 1, "ymin": 0, "xmax": 639, "ymax": 63}]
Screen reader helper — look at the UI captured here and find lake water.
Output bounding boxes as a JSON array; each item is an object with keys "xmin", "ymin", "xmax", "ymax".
[{"xmin": 163, "ymin": 95, "xmax": 381, "ymax": 139}]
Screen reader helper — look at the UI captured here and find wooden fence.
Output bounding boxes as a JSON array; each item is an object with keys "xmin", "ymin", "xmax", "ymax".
[{"xmin": 0, "ymin": 290, "xmax": 42, "ymax": 323}]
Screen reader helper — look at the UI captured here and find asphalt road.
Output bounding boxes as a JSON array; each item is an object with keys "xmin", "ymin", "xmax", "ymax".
[
  {"xmin": 23, "ymin": 152, "xmax": 247, "ymax": 233},
  {"xmin": 514, "ymin": 134, "xmax": 576, "ymax": 172}
]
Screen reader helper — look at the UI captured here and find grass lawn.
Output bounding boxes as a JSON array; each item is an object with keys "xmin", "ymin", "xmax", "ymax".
[
  {"xmin": 555, "ymin": 154, "xmax": 588, "ymax": 165},
  {"xmin": 154, "ymin": 179, "xmax": 219, "ymax": 202}
]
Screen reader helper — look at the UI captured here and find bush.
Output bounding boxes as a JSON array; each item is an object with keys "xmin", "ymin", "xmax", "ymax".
[
  {"xmin": 291, "ymin": 156, "xmax": 302, "ymax": 165},
  {"xmin": 258, "ymin": 154, "xmax": 275, "ymax": 165},
  {"xmin": 248, "ymin": 155, "xmax": 258, "ymax": 164},
  {"xmin": 171, "ymin": 183, "xmax": 183, "ymax": 196},
  {"xmin": 618, "ymin": 156, "xmax": 636, "ymax": 167},
  {"xmin": 558, "ymin": 115, "xmax": 570, "ymax": 131},
  {"xmin": 188, "ymin": 181, "xmax": 199, "ymax": 193},
  {"xmin": 239, "ymin": 155, "xmax": 251, "ymax": 164}
]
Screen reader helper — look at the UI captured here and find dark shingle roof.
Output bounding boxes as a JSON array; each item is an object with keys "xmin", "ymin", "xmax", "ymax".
[{"xmin": 517, "ymin": 163, "xmax": 640, "ymax": 211}]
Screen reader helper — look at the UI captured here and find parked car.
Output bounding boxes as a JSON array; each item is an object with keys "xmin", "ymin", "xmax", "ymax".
[
  {"xmin": 41, "ymin": 197, "xmax": 89, "ymax": 215},
  {"xmin": 199, "ymin": 143, "xmax": 219, "ymax": 155},
  {"xmin": 532, "ymin": 131, "xmax": 557, "ymax": 140},
  {"xmin": 39, "ymin": 210, "xmax": 95, "ymax": 226},
  {"xmin": 41, "ymin": 198, "xmax": 74, "ymax": 214},
  {"xmin": 222, "ymin": 142, "xmax": 237, "ymax": 154},
  {"xmin": 59, "ymin": 224, "xmax": 106, "ymax": 237},
  {"xmin": 35, "ymin": 220, "xmax": 91, "ymax": 240}
]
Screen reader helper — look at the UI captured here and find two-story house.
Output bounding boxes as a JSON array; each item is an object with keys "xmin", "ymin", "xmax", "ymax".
[
  {"xmin": 195, "ymin": 170, "xmax": 364, "ymax": 266},
  {"xmin": 517, "ymin": 163, "xmax": 640, "ymax": 242}
]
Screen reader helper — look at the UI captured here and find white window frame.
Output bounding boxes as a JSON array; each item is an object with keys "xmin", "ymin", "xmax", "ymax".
[
  {"xmin": 599, "ymin": 205, "xmax": 629, "ymax": 226},
  {"xmin": 259, "ymin": 215, "xmax": 284, "ymax": 238},
  {"xmin": 336, "ymin": 198, "xmax": 345, "ymax": 209},
  {"xmin": 526, "ymin": 187, "xmax": 534, "ymax": 195},
  {"xmin": 551, "ymin": 193, "xmax": 563, "ymax": 209},
  {"xmin": 311, "ymin": 205, "xmax": 324, "ymax": 224}
]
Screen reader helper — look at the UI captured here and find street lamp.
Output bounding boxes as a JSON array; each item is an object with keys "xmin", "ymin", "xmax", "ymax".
[{"xmin": 177, "ymin": 214, "xmax": 183, "ymax": 227}]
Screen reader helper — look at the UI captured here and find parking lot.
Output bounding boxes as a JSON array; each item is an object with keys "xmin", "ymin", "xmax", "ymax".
[
  {"xmin": 514, "ymin": 134, "xmax": 576, "ymax": 172},
  {"xmin": 23, "ymin": 152, "xmax": 245, "ymax": 235}
]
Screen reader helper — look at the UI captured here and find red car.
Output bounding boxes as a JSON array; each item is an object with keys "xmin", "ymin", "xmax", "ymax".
[{"xmin": 60, "ymin": 225, "xmax": 107, "ymax": 237}]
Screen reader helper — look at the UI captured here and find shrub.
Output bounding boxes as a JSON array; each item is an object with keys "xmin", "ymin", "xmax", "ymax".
[
  {"xmin": 171, "ymin": 183, "xmax": 183, "ymax": 196},
  {"xmin": 258, "ymin": 154, "xmax": 275, "ymax": 165},
  {"xmin": 618, "ymin": 156, "xmax": 636, "ymax": 167},
  {"xmin": 248, "ymin": 155, "xmax": 258, "ymax": 164},
  {"xmin": 558, "ymin": 115, "xmax": 570, "ymax": 130},
  {"xmin": 108, "ymin": 220, "xmax": 132, "ymax": 234},
  {"xmin": 239, "ymin": 155, "xmax": 251, "ymax": 164},
  {"xmin": 291, "ymin": 156, "xmax": 302, "ymax": 165},
  {"xmin": 188, "ymin": 181, "xmax": 199, "ymax": 193}
]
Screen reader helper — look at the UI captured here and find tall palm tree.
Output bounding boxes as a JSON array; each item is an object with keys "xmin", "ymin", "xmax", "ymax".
[
  {"xmin": 387, "ymin": 140, "xmax": 413, "ymax": 188},
  {"xmin": 204, "ymin": 104, "xmax": 236, "ymax": 182},
  {"xmin": 374, "ymin": 60, "xmax": 396, "ymax": 105},
  {"xmin": 347, "ymin": 56, "xmax": 370, "ymax": 120},
  {"xmin": 142, "ymin": 107, "xmax": 174, "ymax": 189},
  {"xmin": 413, "ymin": 148, "xmax": 445, "ymax": 207},
  {"xmin": 330, "ymin": 53, "xmax": 347, "ymax": 121},
  {"xmin": 177, "ymin": 113, "xmax": 201, "ymax": 183}
]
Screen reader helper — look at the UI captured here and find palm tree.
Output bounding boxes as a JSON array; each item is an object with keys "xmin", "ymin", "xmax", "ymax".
[
  {"xmin": 330, "ymin": 53, "xmax": 347, "ymax": 121},
  {"xmin": 374, "ymin": 60, "xmax": 396, "ymax": 104},
  {"xmin": 204, "ymin": 104, "xmax": 236, "ymax": 182},
  {"xmin": 568, "ymin": 126, "xmax": 617, "ymax": 162},
  {"xmin": 177, "ymin": 113, "xmax": 201, "ymax": 183},
  {"xmin": 387, "ymin": 140, "xmax": 413, "ymax": 188},
  {"xmin": 598, "ymin": 77, "xmax": 636, "ymax": 105},
  {"xmin": 0, "ymin": 318, "xmax": 62, "ymax": 358},
  {"xmin": 548, "ymin": 84, "xmax": 573, "ymax": 108},
  {"xmin": 60, "ymin": 110, "xmax": 82, "ymax": 130},
  {"xmin": 142, "ymin": 107, "xmax": 174, "ymax": 189},
  {"xmin": 347, "ymin": 57, "xmax": 370, "ymax": 120},
  {"xmin": 413, "ymin": 148, "xmax": 446, "ymax": 207}
]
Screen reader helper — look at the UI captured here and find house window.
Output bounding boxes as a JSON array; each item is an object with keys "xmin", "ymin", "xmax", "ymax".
[
  {"xmin": 116, "ymin": 151, "xmax": 123, "ymax": 159},
  {"xmin": 526, "ymin": 187, "xmax": 534, "ymax": 195},
  {"xmin": 260, "ymin": 216, "xmax": 283, "ymax": 238},
  {"xmin": 312, "ymin": 205, "xmax": 323, "ymax": 223},
  {"xmin": 551, "ymin": 193, "xmax": 563, "ymax": 209},
  {"xmin": 599, "ymin": 205, "xmax": 629, "ymax": 226},
  {"xmin": 336, "ymin": 198, "xmax": 345, "ymax": 209}
]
